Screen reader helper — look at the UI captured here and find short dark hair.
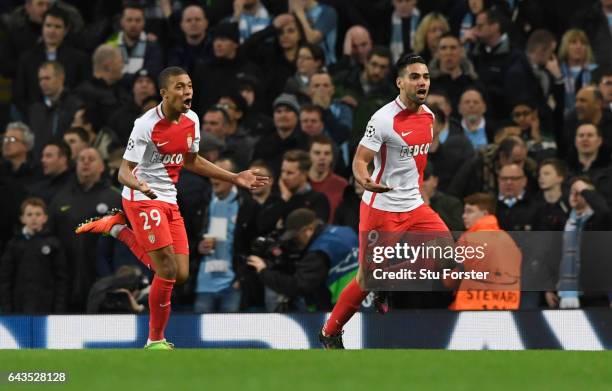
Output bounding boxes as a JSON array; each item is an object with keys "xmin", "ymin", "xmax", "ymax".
[
  {"xmin": 283, "ymin": 149, "xmax": 311, "ymax": 172},
  {"xmin": 576, "ymin": 121, "xmax": 603, "ymax": 138},
  {"xmin": 64, "ymin": 127, "xmax": 90, "ymax": 143},
  {"xmin": 39, "ymin": 60, "xmax": 65, "ymax": 77},
  {"xmin": 395, "ymin": 53, "xmax": 426, "ymax": 76},
  {"xmin": 594, "ymin": 66, "xmax": 612, "ymax": 84},
  {"xmin": 300, "ymin": 104, "xmax": 323, "ymax": 120},
  {"xmin": 158, "ymin": 66, "xmax": 188, "ymax": 90},
  {"xmin": 526, "ymin": 29, "xmax": 556, "ymax": 53},
  {"xmin": 569, "ymin": 175, "xmax": 595, "ymax": 189},
  {"xmin": 464, "ymin": 193, "xmax": 496, "ymax": 214},
  {"xmin": 43, "ymin": 5, "xmax": 70, "ymax": 29},
  {"xmin": 216, "ymin": 156, "xmax": 237, "ymax": 173},
  {"xmin": 480, "ymin": 7, "xmax": 508, "ymax": 35},
  {"xmin": 206, "ymin": 105, "xmax": 231, "ymax": 124},
  {"xmin": 498, "ymin": 135, "xmax": 525, "ymax": 158},
  {"xmin": 249, "ymin": 159, "xmax": 274, "ymax": 178},
  {"xmin": 44, "ymin": 140, "xmax": 72, "ymax": 160},
  {"xmin": 367, "ymin": 45, "xmax": 392, "ymax": 62},
  {"xmin": 309, "ymin": 134, "xmax": 334, "ymax": 150},
  {"xmin": 20, "ymin": 197, "xmax": 47, "ymax": 215},
  {"xmin": 299, "ymin": 43, "xmax": 325, "ymax": 65},
  {"xmin": 122, "ymin": 1, "xmax": 145, "ymax": 14},
  {"xmin": 438, "ymin": 32, "xmax": 460, "ymax": 43},
  {"xmin": 539, "ymin": 158, "xmax": 567, "ymax": 178}
]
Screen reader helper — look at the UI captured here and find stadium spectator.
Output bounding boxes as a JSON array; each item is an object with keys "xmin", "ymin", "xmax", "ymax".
[
  {"xmin": 496, "ymin": 163, "xmax": 537, "ymax": 231},
  {"xmin": 568, "ymin": 123, "xmax": 611, "ymax": 177},
  {"xmin": 308, "ymin": 135, "xmax": 348, "ymax": 222},
  {"xmin": 533, "ymin": 158, "xmax": 569, "ymax": 231},
  {"xmin": 167, "ymin": 4, "xmax": 212, "ymax": 74},
  {"xmin": 28, "ymin": 141, "xmax": 73, "ymax": 205},
  {"xmin": 241, "ymin": 13, "xmax": 305, "ymax": 111},
  {"xmin": 553, "ymin": 176, "xmax": 612, "ymax": 309},
  {"xmin": 217, "ymin": 92, "xmax": 257, "ymax": 169},
  {"xmin": 1, "ymin": 122, "xmax": 39, "ymax": 188},
  {"xmin": 228, "ymin": 0, "xmax": 271, "ymax": 43},
  {"xmin": 429, "ymin": 33, "xmax": 479, "ymax": 113},
  {"xmin": 284, "ymin": 43, "xmax": 325, "ymax": 103},
  {"xmin": 428, "ymin": 105, "xmax": 474, "ymax": 192},
  {"xmin": 449, "ymin": 192, "xmax": 521, "ymax": 310},
  {"xmin": 13, "ymin": 5, "xmax": 89, "ymax": 118},
  {"xmin": 62, "ymin": 127, "xmax": 90, "ymax": 162},
  {"xmin": 47, "ymin": 147, "xmax": 122, "ymax": 311},
  {"xmin": 253, "ymin": 93, "xmax": 309, "ymax": 175},
  {"xmin": 300, "ymin": 104, "xmax": 325, "ymax": 138},
  {"xmin": 509, "ymin": 100, "xmax": 557, "ymax": 163},
  {"xmin": 74, "ymin": 44, "xmax": 132, "ymax": 134},
  {"xmin": 86, "ymin": 265, "xmax": 148, "ymax": 314},
  {"xmin": 27, "ymin": 61, "xmax": 82, "ymax": 159},
  {"xmin": 248, "ymin": 159, "xmax": 284, "ymax": 236},
  {"xmin": 457, "ymin": 88, "xmax": 494, "ymax": 150},
  {"xmin": 279, "ymin": 149, "xmax": 330, "ymax": 223},
  {"xmin": 470, "ymin": 8, "xmax": 518, "ymax": 122},
  {"xmin": 306, "ymin": 71, "xmax": 351, "ymax": 145},
  {"xmin": 331, "ymin": 25, "xmax": 372, "ymax": 74},
  {"xmin": 574, "ymin": 0, "xmax": 612, "ymax": 68},
  {"xmin": 595, "ymin": 66, "xmax": 612, "ymax": 111},
  {"xmin": 561, "ymin": 86, "xmax": 612, "ymax": 159},
  {"xmin": 504, "ymin": 29, "xmax": 564, "ymax": 135},
  {"xmin": 558, "ymin": 29, "xmax": 598, "ymax": 116},
  {"xmin": 107, "ymin": 3, "xmax": 163, "ymax": 84},
  {"xmin": 0, "ymin": 0, "xmax": 51, "ymax": 78},
  {"xmin": 107, "ymin": 69, "xmax": 158, "ymax": 144},
  {"xmin": 413, "ymin": 12, "xmax": 450, "ymax": 64},
  {"xmin": 0, "ymin": 197, "xmax": 68, "ymax": 314},
  {"xmin": 71, "ymin": 106, "xmax": 119, "ymax": 161},
  {"xmin": 192, "ymin": 22, "xmax": 260, "ymax": 114},
  {"xmin": 289, "ymin": 0, "xmax": 338, "ymax": 64},
  {"xmin": 333, "ymin": 177, "xmax": 363, "ymax": 233},
  {"xmin": 247, "ymin": 208, "xmax": 341, "ymax": 311},
  {"xmin": 448, "ymin": 0, "xmax": 484, "ymax": 49},
  {"xmin": 370, "ymin": 0, "xmax": 421, "ymax": 63},
  {"xmin": 334, "ymin": 45, "xmax": 395, "ymax": 150},
  {"xmin": 449, "ymin": 136, "xmax": 536, "ymax": 200},
  {"xmin": 236, "ymin": 73, "xmax": 274, "ymax": 135},
  {"xmin": 420, "ymin": 162, "xmax": 464, "ymax": 231},
  {"xmin": 195, "ymin": 158, "xmax": 258, "ymax": 313}
]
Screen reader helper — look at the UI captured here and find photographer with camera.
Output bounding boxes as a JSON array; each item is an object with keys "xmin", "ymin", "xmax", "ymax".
[{"xmin": 247, "ymin": 208, "xmax": 358, "ymax": 312}]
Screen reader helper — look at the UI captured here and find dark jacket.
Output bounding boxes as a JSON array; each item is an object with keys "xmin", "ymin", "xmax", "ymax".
[
  {"xmin": 192, "ymin": 53, "xmax": 261, "ymax": 114},
  {"xmin": 14, "ymin": 43, "xmax": 90, "ymax": 115},
  {"xmin": 167, "ymin": 35, "xmax": 213, "ymax": 75},
  {"xmin": 27, "ymin": 169, "xmax": 75, "ymax": 206},
  {"xmin": 47, "ymin": 177, "xmax": 122, "ymax": 312},
  {"xmin": 496, "ymin": 192, "xmax": 538, "ymax": 231},
  {"xmin": 282, "ymin": 186, "xmax": 330, "ymax": 224},
  {"xmin": 27, "ymin": 90, "xmax": 83, "ymax": 158},
  {"xmin": 0, "ymin": 166, "xmax": 27, "ymax": 252},
  {"xmin": 252, "ymin": 128, "xmax": 310, "ymax": 176},
  {"xmin": 0, "ymin": 228, "xmax": 69, "ymax": 313},
  {"xmin": 107, "ymin": 98, "xmax": 143, "ymax": 145},
  {"xmin": 74, "ymin": 77, "xmax": 132, "ymax": 131},
  {"xmin": 0, "ymin": 10, "xmax": 41, "ymax": 78},
  {"xmin": 258, "ymin": 225, "xmax": 331, "ymax": 311},
  {"xmin": 575, "ymin": 2, "xmax": 612, "ymax": 68},
  {"xmin": 430, "ymin": 191, "xmax": 464, "ymax": 231},
  {"xmin": 254, "ymin": 193, "xmax": 285, "ymax": 237},
  {"xmin": 503, "ymin": 52, "xmax": 565, "ymax": 134},
  {"xmin": 429, "ymin": 119, "xmax": 475, "ymax": 191},
  {"xmin": 561, "ymin": 108, "xmax": 612, "ymax": 160},
  {"xmin": 333, "ymin": 185, "xmax": 361, "ymax": 233},
  {"xmin": 532, "ymin": 192, "xmax": 570, "ymax": 231}
]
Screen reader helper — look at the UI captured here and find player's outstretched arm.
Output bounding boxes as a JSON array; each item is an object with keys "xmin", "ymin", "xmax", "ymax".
[
  {"xmin": 353, "ymin": 145, "xmax": 392, "ymax": 193},
  {"xmin": 118, "ymin": 159, "xmax": 157, "ymax": 199},
  {"xmin": 183, "ymin": 153, "xmax": 269, "ymax": 190}
]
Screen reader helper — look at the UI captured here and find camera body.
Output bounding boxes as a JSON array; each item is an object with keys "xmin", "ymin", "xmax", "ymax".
[{"xmin": 244, "ymin": 235, "xmax": 303, "ymax": 272}]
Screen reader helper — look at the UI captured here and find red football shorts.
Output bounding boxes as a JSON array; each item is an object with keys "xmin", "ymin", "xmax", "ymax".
[
  {"xmin": 358, "ymin": 201, "xmax": 450, "ymax": 265},
  {"xmin": 122, "ymin": 198, "xmax": 189, "ymax": 254}
]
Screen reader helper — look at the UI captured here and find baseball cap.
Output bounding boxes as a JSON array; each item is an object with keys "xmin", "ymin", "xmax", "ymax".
[
  {"xmin": 273, "ymin": 93, "xmax": 300, "ymax": 114},
  {"xmin": 280, "ymin": 208, "xmax": 317, "ymax": 241}
]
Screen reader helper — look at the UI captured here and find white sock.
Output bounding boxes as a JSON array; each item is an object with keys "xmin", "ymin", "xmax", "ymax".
[
  {"xmin": 110, "ymin": 224, "xmax": 126, "ymax": 238},
  {"xmin": 146, "ymin": 338, "xmax": 165, "ymax": 345}
]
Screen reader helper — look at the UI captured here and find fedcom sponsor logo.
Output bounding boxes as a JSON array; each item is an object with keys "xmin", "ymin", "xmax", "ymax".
[
  {"xmin": 400, "ymin": 143, "xmax": 430, "ymax": 159},
  {"xmin": 150, "ymin": 151, "xmax": 184, "ymax": 165}
]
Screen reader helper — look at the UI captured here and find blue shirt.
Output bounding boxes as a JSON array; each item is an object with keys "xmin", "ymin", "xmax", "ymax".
[
  {"xmin": 196, "ymin": 187, "xmax": 238, "ymax": 293},
  {"xmin": 307, "ymin": 3, "xmax": 337, "ymax": 64},
  {"xmin": 462, "ymin": 118, "xmax": 488, "ymax": 150}
]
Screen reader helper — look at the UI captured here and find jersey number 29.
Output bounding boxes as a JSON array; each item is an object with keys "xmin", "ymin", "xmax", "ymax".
[{"xmin": 139, "ymin": 209, "xmax": 161, "ymax": 230}]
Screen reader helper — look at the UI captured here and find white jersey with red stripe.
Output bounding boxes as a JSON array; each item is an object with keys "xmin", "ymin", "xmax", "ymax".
[
  {"xmin": 359, "ymin": 96, "xmax": 434, "ymax": 212},
  {"xmin": 122, "ymin": 103, "xmax": 200, "ymax": 204}
]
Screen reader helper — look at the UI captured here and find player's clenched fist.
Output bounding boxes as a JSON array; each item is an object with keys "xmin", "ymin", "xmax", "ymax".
[
  {"xmin": 361, "ymin": 178, "xmax": 392, "ymax": 193},
  {"xmin": 137, "ymin": 180, "xmax": 157, "ymax": 199}
]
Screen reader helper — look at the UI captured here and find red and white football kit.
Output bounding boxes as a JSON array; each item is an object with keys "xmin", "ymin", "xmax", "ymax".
[{"xmin": 121, "ymin": 103, "xmax": 200, "ymax": 254}]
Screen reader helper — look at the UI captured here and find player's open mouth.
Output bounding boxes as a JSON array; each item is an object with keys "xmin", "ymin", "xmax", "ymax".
[
  {"xmin": 416, "ymin": 89, "xmax": 427, "ymax": 96},
  {"xmin": 183, "ymin": 98, "xmax": 192, "ymax": 108}
]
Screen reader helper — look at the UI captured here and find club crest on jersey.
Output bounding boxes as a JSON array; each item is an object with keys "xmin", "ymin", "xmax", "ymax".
[
  {"xmin": 400, "ymin": 143, "xmax": 431, "ymax": 159},
  {"xmin": 150, "ymin": 151, "xmax": 184, "ymax": 165},
  {"xmin": 148, "ymin": 234, "xmax": 156, "ymax": 244},
  {"xmin": 187, "ymin": 134, "xmax": 193, "ymax": 149}
]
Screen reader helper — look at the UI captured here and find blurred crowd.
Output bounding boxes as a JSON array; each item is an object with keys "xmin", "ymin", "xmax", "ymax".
[{"xmin": 0, "ymin": 0, "xmax": 611, "ymax": 314}]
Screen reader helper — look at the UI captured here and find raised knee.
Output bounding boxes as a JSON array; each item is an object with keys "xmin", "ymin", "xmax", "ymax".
[{"xmin": 175, "ymin": 270, "xmax": 189, "ymax": 285}]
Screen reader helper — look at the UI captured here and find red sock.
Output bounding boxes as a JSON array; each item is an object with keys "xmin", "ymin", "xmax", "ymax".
[
  {"xmin": 324, "ymin": 279, "xmax": 368, "ymax": 336},
  {"xmin": 148, "ymin": 275, "xmax": 175, "ymax": 341},
  {"xmin": 118, "ymin": 227, "xmax": 155, "ymax": 271}
]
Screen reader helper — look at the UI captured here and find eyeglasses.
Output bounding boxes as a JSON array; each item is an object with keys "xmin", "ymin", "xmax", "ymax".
[{"xmin": 2, "ymin": 136, "xmax": 22, "ymax": 144}]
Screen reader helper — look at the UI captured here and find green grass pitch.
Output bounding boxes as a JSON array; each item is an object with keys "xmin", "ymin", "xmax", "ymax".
[{"xmin": 1, "ymin": 350, "xmax": 610, "ymax": 390}]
